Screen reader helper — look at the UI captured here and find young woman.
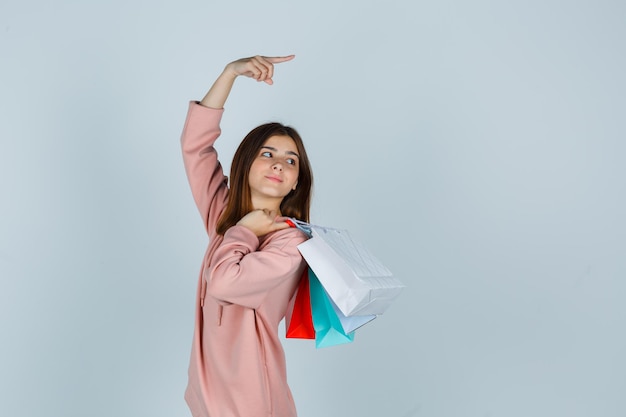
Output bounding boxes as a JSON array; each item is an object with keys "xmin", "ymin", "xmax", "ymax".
[{"xmin": 180, "ymin": 55, "xmax": 313, "ymax": 417}]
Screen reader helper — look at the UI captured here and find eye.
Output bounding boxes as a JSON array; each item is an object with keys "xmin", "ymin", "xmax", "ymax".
[
  {"xmin": 286, "ymin": 158, "xmax": 297, "ymax": 166},
  {"xmin": 261, "ymin": 151, "xmax": 272, "ymax": 158}
]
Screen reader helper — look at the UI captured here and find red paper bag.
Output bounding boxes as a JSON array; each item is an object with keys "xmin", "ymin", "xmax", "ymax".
[{"xmin": 285, "ymin": 269, "xmax": 315, "ymax": 339}]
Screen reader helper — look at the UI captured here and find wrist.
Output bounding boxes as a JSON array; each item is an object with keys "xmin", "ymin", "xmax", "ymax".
[{"xmin": 222, "ymin": 63, "xmax": 240, "ymax": 80}]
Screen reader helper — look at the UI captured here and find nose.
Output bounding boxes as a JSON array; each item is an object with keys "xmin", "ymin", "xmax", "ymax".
[{"xmin": 272, "ymin": 162, "xmax": 283, "ymax": 172}]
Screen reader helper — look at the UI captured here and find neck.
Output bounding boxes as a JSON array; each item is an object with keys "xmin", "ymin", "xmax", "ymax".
[{"xmin": 251, "ymin": 195, "xmax": 283, "ymax": 214}]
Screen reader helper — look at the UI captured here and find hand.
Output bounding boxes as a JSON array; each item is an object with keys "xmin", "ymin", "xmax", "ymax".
[
  {"xmin": 199, "ymin": 54, "xmax": 294, "ymax": 114},
  {"xmin": 225, "ymin": 55, "xmax": 295, "ymax": 85},
  {"xmin": 236, "ymin": 209, "xmax": 290, "ymax": 236}
]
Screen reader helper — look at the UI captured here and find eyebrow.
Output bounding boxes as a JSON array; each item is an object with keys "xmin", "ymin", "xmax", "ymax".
[{"xmin": 261, "ymin": 146, "xmax": 300, "ymax": 159}]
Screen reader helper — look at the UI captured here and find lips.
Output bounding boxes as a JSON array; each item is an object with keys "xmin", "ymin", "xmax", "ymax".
[{"xmin": 265, "ymin": 175, "xmax": 283, "ymax": 183}]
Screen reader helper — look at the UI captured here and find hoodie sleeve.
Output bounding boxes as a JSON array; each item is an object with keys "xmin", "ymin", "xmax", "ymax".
[
  {"xmin": 180, "ymin": 101, "xmax": 228, "ymax": 233},
  {"xmin": 206, "ymin": 226, "xmax": 308, "ymax": 309}
]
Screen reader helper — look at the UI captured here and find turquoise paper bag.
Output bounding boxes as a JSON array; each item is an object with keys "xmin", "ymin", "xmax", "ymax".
[{"xmin": 309, "ymin": 269, "xmax": 355, "ymax": 348}]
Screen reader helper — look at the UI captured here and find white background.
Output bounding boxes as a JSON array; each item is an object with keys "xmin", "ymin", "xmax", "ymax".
[{"xmin": 1, "ymin": 1, "xmax": 625, "ymax": 416}]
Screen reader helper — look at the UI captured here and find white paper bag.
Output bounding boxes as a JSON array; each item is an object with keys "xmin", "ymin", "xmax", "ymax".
[
  {"xmin": 330, "ymin": 297, "xmax": 377, "ymax": 333},
  {"xmin": 295, "ymin": 223, "xmax": 405, "ymax": 316}
]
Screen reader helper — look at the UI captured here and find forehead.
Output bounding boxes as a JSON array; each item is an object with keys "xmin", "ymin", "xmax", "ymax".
[{"xmin": 262, "ymin": 135, "xmax": 298, "ymax": 152}]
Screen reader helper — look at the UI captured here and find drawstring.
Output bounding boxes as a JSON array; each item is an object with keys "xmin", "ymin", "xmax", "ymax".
[
  {"xmin": 201, "ymin": 239, "xmax": 225, "ymax": 326},
  {"xmin": 200, "ymin": 280, "xmax": 207, "ymax": 307},
  {"xmin": 200, "ymin": 279, "xmax": 223, "ymax": 326},
  {"xmin": 217, "ymin": 305, "xmax": 223, "ymax": 326}
]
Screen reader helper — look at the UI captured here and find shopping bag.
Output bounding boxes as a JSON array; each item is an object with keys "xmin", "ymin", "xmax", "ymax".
[
  {"xmin": 330, "ymin": 299, "xmax": 376, "ymax": 334},
  {"xmin": 285, "ymin": 268, "xmax": 315, "ymax": 339},
  {"xmin": 309, "ymin": 269, "xmax": 354, "ymax": 348},
  {"xmin": 294, "ymin": 221, "xmax": 405, "ymax": 316}
]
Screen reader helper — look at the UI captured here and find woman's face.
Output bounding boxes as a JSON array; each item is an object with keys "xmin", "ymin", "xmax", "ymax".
[{"xmin": 248, "ymin": 135, "xmax": 300, "ymax": 205}]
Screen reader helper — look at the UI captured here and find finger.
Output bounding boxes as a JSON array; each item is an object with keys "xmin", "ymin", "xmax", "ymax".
[
  {"xmin": 257, "ymin": 55, "xmax": 293, "ymax": 85},
  {"xmin": 265, "ymin": 55, "xmax": 295, "ymax": 64},
  {"xmin": 271, "ymin": 221, "xmax": 290, "ymax": 232},
  {"xmin": 242, "ymin": 58, "xmax": 265, "ymax": 81},
  {"xmin": 272, "ymin": 214, "xmax": 290, "ymax": 227},
  {"xmin": 254, "ymin": 56, "xmax": 274, "ymax": 82},
  {"xmin": 250, "ymin": 62, "xmax": 266, "ymax": 81},
  {"xmin": 258, "ymin": 56, "xmax": 276, "ymax": 81},
  {"xmin": 254, "ymin": 56, "xmax": 274, "ymax": 77}
]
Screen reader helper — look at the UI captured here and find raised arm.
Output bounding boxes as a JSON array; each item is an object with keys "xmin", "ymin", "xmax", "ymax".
[
  {"xmin": 200, "ymin": 55, "xmax": 295, "ymax": 109},
  {"xmin": 181, "ymin": 55, "xmax": 295, "ymax": 232}
]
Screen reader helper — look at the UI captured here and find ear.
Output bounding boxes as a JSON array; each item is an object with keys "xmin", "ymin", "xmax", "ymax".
[{"xmin": 292, "ymin": 181, "xmax": 298, "ymax": 191}]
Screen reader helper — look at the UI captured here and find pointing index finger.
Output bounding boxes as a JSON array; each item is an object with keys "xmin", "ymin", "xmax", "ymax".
[{"xmin": 265, "ymin": 55, "xmax": 295, "ymax": 64}]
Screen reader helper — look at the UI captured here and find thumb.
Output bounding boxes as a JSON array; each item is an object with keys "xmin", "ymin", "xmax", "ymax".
[{"xmin": 271, "ymin": 216, "xmax": 291, "ymax": 230}]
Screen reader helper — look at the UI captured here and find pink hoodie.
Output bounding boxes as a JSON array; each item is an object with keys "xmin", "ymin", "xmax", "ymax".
[{"xmin": 180, "ymin": 102, "xmax": 308, "ymax": 417}]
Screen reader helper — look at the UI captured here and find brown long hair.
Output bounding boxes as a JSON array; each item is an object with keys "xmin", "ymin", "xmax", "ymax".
[{"xmin": 216, "ymin": 122, "xmax": 313, "ymax": 235}]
